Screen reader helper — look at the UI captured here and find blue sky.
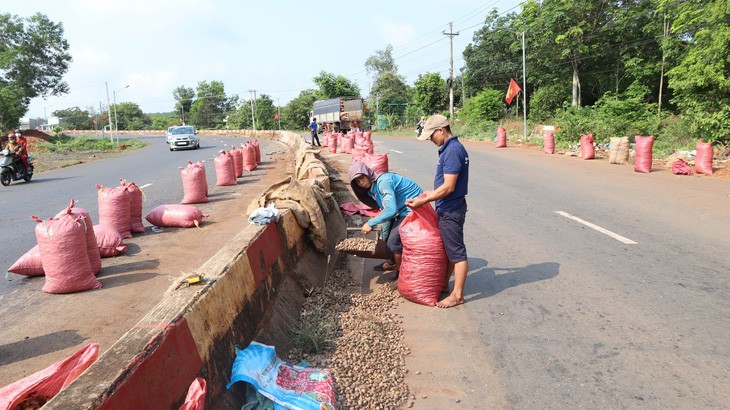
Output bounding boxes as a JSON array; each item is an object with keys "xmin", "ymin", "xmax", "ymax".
[{"xmin": 7, "ymin": 0, "xmax": 523, "ymax": 118}]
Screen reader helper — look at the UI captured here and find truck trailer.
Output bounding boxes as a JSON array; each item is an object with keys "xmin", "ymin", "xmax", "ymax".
[{"xmin": 311, "ymin": 97, "xmax": 369, "ymax": 133}]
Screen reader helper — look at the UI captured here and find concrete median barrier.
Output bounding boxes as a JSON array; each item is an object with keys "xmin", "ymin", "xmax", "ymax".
[{"xmin": 45, "ymin": 130, "xmax": 345, "ymax": 409}]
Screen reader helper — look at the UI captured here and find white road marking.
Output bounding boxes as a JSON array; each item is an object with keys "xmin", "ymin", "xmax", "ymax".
[
  {"xmin": 390, "ymin": 149, "xmax": 403, "ymax": 154},
  {"xmin": 555, "ymin": 211, "xmax": 637, "ymax": 245},
  {"xmin": 140, "ymin": 183, "xmax": 153, "ymax": 189}
]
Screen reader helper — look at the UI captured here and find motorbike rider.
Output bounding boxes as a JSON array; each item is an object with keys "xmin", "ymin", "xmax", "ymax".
[
  {"xmin": 4, "ymin": 134, "xmax": 23, "ymax": 160},
  {"xmin": 416, "ymin": 116, "xmax": 426, "ymax": 137},
  {"xmin": 13, "ymin": 129, "xmax": 31, "ymax": 171}
]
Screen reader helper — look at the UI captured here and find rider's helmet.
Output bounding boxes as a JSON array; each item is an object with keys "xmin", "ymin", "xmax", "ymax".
[
  {"xmin": 13, "ymin": 129, "xmax": 22, "ymax": 137},
  {"xmin": 8, "ymin": 133, "xmax": 16, "ymax": 140}
]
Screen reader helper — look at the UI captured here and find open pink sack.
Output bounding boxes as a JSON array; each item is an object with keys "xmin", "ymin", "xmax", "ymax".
[
  {"xmin": 180, "ymin": 161, "xmax": 209, "ymax": 204},
  {"xmin": 146, "ymin": 205, "xmax": 208, "ymax": 228},
  {"xmin": 398, "ymin": 194, "xmax": 448, "ymax": 306},
  {"xmin": 32, "ymin": 215, "xmax": 101, "ymax": 294},
  {"xmin": 179, "ymin": 378, "xmax": 207, "ymax": 410},
  {"xmin": 544, "ymin": 131, "xmax": 555, "ymax": 154},
  {"xmin": 94, "ymin": 224, "xmax": 127, "ymax": 257},
  {"xmin": 580, "ymin": 133, "xmax": 595, "ymax": 159},
  {"xmin": 695, "ymin": 140, "xmax": 714, "ymax": 175},
  {"xmin": 634, "ymin": 135, "xmax": 654, "ymax": 173},
  {"xmin": 121, "ymin": 180, "xmax": 146, "ymax": 233},
  {"xmin": 8, "ymin": 245, "xmax": 44, "ymax": 276},
  {"xmin": 214, "ymin": 151, "xmax": 237, "ymax": 186},
  {"xmin": 672, "ymin": 159, "xmax": 693, "ymax": 175},
  {"xmin": 0, "ymin": 343, "xmax": 99, "ymax": 410},
  {"xmin": 361, "ymin": 152, "xmax": 389, "ymax": 174},
  {"xmin": 54, "ymin": 200, "xmax": 102, "ymax": 275},
  {"xmin": 96, "ymin": 184, "xmax": 131, "ymax": 238}
]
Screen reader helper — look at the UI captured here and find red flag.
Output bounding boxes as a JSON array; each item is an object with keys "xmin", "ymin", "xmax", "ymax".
[
  {"xmin": 101, "ymin": 116, "xmax": 108, "ymax": 121},
  {"xmin": 275, "ymin": 113, "xmax": 279, "ymax": 120},
  {"xmin": 363, "ymin": 103, "xmax": 369, "ymax": 112},
  {"xmin": 505, "ymin": 78, "xmax": 521, "ymax": 105},
  {"xmin": 180, "ymin": 117, "xmax": 183, "ymax": 123},
  {"xmin": 93, "ymin": 120, "xmax": 97, "ymax": 125}
]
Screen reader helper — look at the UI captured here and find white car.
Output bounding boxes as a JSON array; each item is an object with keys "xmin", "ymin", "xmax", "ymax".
[
  {"xmin": 167, "ymin": 126, "xmax": 199, "ymax": 151},
  {"xmin": 165, "ymin": 126, "xmax": 175, "ymax": 143}
]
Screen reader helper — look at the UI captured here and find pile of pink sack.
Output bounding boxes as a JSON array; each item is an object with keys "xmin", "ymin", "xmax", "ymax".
[{"xmin": 353, "ymin": 131, "xmax": 374, "ymax": 159}]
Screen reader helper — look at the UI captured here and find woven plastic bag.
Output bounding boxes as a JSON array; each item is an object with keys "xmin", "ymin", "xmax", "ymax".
[
  {"xmin": 121, "ymin": 180, "xmax": 145, "ymax": 233},
  {"xmin": 543, "ymin": 131, "xmax": 555, "ymax": 154},
  {"xmin": 242, "ymin": 143, "xmax": 257, "ymax": 171},
  {"xmin": 227, "ymin": 342, "xmax": 336, "ymax": 409},
  {"xmin": 0, "ymin": 343, "xmax": 99, "ymax": 410},
  {"xmin": 253, "ymin": 139, "xmax": 261, "ymax": 164},
  {"xmin": 179, "ymin": 378, "xmax": 207, "ymax": 410},
  {"xmin": 96, "ymin": 184, "xmax": 131, "ymax": 238},
  {"xmin": 8, "ymin": 245, "xmax": 44, "ymax": 276},
  {"xmin": 361, "ymin": 152, "xmax": 389, "ymax": 173},
  {"xmin": 146, "ymin": 204, "xmax": 208, "ymax": 228},
  {"xmin": 672, "ymin": 159, "xmax": 693, "ymax": 175},
  {"xmin": 54, "ymin": 200, "xmax": 102, "ymax": 275},
  {"xmin": 695, "ymin": 140, "xmax": 714, "ymax": 175},
  {"xmin": 214, "ymin": 150, "xmax": 237, "ymax": 186},
  {"xmin": 231, "ymin": 147, "xmax": 243, "ymax": 178},
  {"xmin": 94, "ymin": 224, "xmax": 127, "ymax": 257},
  {"xmin": 581, "ymin": 133, "xmax": 595, "ymax": 160},
  {"xmin": 32, "ymin": 215, "xmax": 102, "ymax": 294},
  {"xmin": 398, "ymin": 194, "xmax": 448, "ymax": 306},
  {"xmin": 180, "ymin": 162, "xmax": 209, "ymax": 204},
  {"xmin": 609, "ymin": 137, "xmax": 630, "ymax": 164},
  {"xmin": 634, "ymin": 135, "xmax": 654, "ymax": 173}
]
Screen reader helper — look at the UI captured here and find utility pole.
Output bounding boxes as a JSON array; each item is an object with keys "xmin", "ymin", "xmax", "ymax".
[
  {"xmin": 443, "ymin": 22, "xmax": 459, "ymax": 119},
  {"xmin": 376, "ymin": 93, "xmax": 380, "ymax": 127},
  {"xmin": 105, "ymin": 82, "xmax": 113, "ymax": 143},
  {"xmin": 249, "ymin": 90, "xmax": 256, "ymax": 130},
  {"xmin": 99, "ymin": 102, "xmax": 104, "ymax": 136},
  {"xmin": 460, "ymin": 67, "xmax": 466, "ymax": 106}
]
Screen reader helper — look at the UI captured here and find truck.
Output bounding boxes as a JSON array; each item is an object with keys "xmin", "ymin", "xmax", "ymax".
[{"xmin": 311, "ymin": 97, "xmax": 369, "ymax": 133}]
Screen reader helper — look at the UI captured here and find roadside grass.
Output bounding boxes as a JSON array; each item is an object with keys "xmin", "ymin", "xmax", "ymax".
[
  {"xmin": 42, "ymin": 133, "xmax": 147, "ymax": 152},
  {"xmin": 289, "ymin": 303, "xmax": 334, "ymax": 354}
]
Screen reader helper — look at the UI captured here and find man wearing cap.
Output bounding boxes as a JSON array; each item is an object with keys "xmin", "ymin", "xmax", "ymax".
[{"xmin": 405, "ymin": 114, "xmax": 469, "ymax": 308}]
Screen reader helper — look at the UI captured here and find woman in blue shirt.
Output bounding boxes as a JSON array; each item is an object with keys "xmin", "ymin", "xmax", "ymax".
[{"xmin": 349, "ymin": 160, "xmax": 423, "ymax": 276}]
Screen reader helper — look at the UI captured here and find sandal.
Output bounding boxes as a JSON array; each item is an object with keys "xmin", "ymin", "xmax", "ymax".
[{"xmin": 373, "ymin": 261, "xmax": 396, "ymax": 271}]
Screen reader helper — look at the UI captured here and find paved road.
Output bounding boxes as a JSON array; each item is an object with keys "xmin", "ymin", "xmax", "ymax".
[
  {"xmin": 375, "ymin": 136, "xmax": 730, "ymax": 408},
  {"xmin": 0, "ymin": 134, "xmax": 276, "ymax": 293}
]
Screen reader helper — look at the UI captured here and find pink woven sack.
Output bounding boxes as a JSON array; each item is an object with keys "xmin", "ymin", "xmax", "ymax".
[
  {"xmin": 581, "ymin": 133, "xmax": 595, "ymax": 159},
  {"xmin": 54, "ymin": 200, "xmax": 102, "ymax": 275},
  {"xmin": 342, "ymin": 135, "xmax": 354, "ymax": 154},
  {"xmin": 8, "ymin": 245, "xmax": 44, "ymax": 276},
  {"xmin": 214, "ymin": 151, "xmax": 237, "ymax": 186},
  {"xmin": 361, "ymin": 152, "xmax": 389, "ymax": 173},
  {"xmin": 94, "ymin": 224, "xmax": 127, "ymax": 257},
  {"xmin": 496, "ymin": 127, "xmax": 507, "ymax": 148},
  {"xmin": 544, "ymin": 131, "xmax": 555, "ymax": 154},
  {"xmin": 0, "ymin": 343, "xmax": 99, "ymax": 410},
  {"xmin": 194, "ymin": 161, "xmax": 209, "ymax": 196},
  {"xmin": 634, "ymin": 135, "xmax": 654, "ymax": 173},
  {"xmin": 242, "ymin": 143, "xmax": 257, "ymax": 171},
  {"xmin": 146, "ymin": 204, "xmax": 208, "ymax": 228},
  {"xmin": 231, "ymin": 147, "xmax": 243, "ymax": 178},
  {"xmin": 32, "ymin": 215, "xmax": 102, "ymax": 294},
  {"xmin": 253, "ymin": 140, "xmax": 261, "ymax": 164},
  {"xmin": 180, "ymin": 162, "xmax": 209, "ymax": 204},
  {"xmin": 179, "ymin": 378, "xmax": 207, "ymax": 410},
  {"xmin": 398, "ymin": 194, "xmax": 448, "ymax": 306},
  {"xmin": 121, "ymin": 179, "xmax": 145, "ymax": 233},
  {"xmin": 695, "ymin": 140, "xmax": 714, "ymax": 175},
  {"xmin": 96, "ymin": 184, "xmax": 131, "ymax": 239}
]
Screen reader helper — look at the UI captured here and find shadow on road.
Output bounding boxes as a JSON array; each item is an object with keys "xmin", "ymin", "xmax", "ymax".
[
  {"xmin": 97, "ymin": 259, "xmax": 161, "ymax": 290},
  {"xmin": 462, "ymin": 258, "xmax": 560, "ymax": 302},
  {"xmin": 24, "ymin": 176, "xmax": 78, "ymax": 184},
  {"xmin": 0, "ymin": 329, "xmax": 87, "ymax": 366}
]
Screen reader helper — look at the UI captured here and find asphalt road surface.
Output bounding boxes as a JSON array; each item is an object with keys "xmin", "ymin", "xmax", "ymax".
[
  {"xmin": 376, "ymin": 135, "xmax": 730, "ymax": 408},
  {"xmin": 0, "ymin": 134, "xmax": 278, "ymax": 295}
]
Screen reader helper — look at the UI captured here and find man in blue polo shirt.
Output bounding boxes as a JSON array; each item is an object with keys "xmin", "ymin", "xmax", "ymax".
[
  {"xmin": 309, "ymin": 118, "xmax": 321, "ymax": 146},
  {"xmin": 406, "ymin": 114, "xmax": 469, "ymax": 308}
]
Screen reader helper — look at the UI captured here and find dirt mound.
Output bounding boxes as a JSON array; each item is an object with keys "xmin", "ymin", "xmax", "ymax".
[{"xmin": 21, "ymin": 129, "xmax": 51, "ymax": 140}]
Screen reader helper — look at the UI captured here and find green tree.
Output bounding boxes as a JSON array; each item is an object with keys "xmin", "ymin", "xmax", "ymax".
[
  {"xmin": 253, "ymin": 94, "xmax": 277, "ymax": 130},
  {"xmin": 114, "ymin": 102, "xmax": 150, "ymax": 130},
  {"xmin": 150, "ymin": 114, "xmax": 178, "ymax": 130},
  {"xmin": 173, "ymin": 86, "xmax": 196, "ymax": 119},
  {"xmin": 0, "ymin": 12, "xmax": 71, "ymax": 129},
  {"xmin": 458, "ymin": 88, "xmax": 504, "ymax": 123},
  {"xmin": 313, "ymin": 71, "xmax": 360, "ymax": 99},
  {"xmin": 665, "ymin": 0, "xmax": 730, "ymax": 142},
  {"xmin": 413, "ymin": 72, "xmax": 447, "ymax": 115},
  {"xmin": 52, "ymin": 106, "xmax": 93, "ymax": 129},
  {"xmin": 227, "ymin": 101, "xmax": 253, "ymax": 130},
  {"xmin": 282, "ymin": 89, "xmax": 317, "ymax": 130},
  {"xmin": 188, "ymin": 80, "xmax": 233, "ymax": 129},
  {"xmin": 371, "ymin": 72, "xmax": 410, "ymax": 115},
  {"xmin": 365, "ymin": 44, "xmax": 397, "ymax": 78}
]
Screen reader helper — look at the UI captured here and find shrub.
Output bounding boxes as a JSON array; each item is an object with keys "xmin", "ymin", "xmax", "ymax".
[{"xmin": 458, "ymin": 88, "xmax": 503, "ymax": 124}]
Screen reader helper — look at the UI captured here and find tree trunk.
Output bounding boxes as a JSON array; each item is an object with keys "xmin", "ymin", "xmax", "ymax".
[{"xmin": 571, "ymin": 60, "xmax": 581, "ymax": 107}]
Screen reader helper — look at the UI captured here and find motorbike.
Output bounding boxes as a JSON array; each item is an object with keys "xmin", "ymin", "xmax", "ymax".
[{"xmin": 0, "ymin": 148, "xmax": 33, "ymax": 186}]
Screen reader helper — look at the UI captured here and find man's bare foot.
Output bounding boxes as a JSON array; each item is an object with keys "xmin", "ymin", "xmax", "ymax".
[
  {"xmin": 441, "ymin": 286, "xmax": 450, "ymax": 294},
  {"xmin": 436, "ymin": 294, "xmax": 464, "ymax": 308}
]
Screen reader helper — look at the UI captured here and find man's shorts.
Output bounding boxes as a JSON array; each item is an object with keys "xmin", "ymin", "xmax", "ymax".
[
  {"xmin": 386, "ymin": 216, "xmax": 406, "ymax": 254},
  {"xmin": 438, "ymin": 207, "xmax": 467, "ymax": 263}
]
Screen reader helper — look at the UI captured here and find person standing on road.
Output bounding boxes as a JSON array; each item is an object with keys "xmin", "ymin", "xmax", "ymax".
[
  {"xmin": 349, "ymin": 160, "xmax": 423, "ymax": 278},
  {"xmin": 309, "ymin": 118, "xmax": 321, "ymax": 146},
  {"xmin": 406, "ymin": 114, "xmax": 469, "ymax": 308}
]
